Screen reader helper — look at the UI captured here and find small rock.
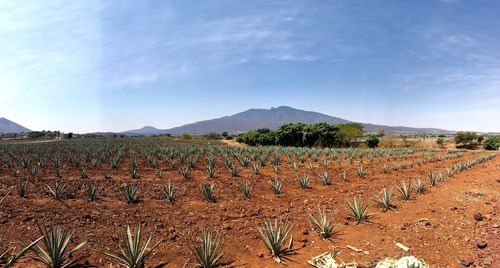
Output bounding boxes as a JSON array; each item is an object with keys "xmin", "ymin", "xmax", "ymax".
[
  {"xmin": 302, "ymin": 229, "xmax": 309, "ymax": 235},
  {"xmin": 474, "ymin": 212, "xmax": 483, "ymax": 221},
  {"xmin": 482, "ymin": 257, "xmax": 493, "ymax": 266},
  {"xmin": 477, "ymin": 240, "xmax": 487, "ymax": 249},
  {"xmin": 459, "ymin": 256, "xmax": 474, "ymax": 267},
  {"xmin": 257, "ymin": 252, "xmax": 265, "ymax": 258}
]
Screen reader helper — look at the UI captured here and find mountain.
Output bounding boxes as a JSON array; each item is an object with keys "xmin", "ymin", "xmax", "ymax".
[
  {"xmin": 122, "ymin": 106, "xmax": 453, "ymax": 135},
  {"xmin": 0, "ymin": 117, "xmax": 31, "ymax": 134},
  {"xmin": 122, "ymin": 126, "xmax": 164, "ymax": 135}
]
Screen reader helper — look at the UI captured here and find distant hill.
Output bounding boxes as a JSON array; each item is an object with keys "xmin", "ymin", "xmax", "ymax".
[
  {"xmin": 122, "ymin": 126, "xmax": 164, "ymax": 136},
  {"xmin": 0, "ymin": 117, "xmax": 31, "ymax": 134},
  {"xmin": 122, "ymin": 106, "xmax": 453, "ymax": 135}
]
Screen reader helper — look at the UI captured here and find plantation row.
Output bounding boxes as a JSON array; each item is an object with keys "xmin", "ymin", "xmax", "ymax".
[
  {"xmin": 0, "ymin": 140, "xmax": 471, "ymax": 182},
  {"xmin": 1, "ymin": 152, "xmax": 493, "ymax": 204},
  {"xmin": 0, "ymin": 151, "xmax": 495, "ymax": 267}
]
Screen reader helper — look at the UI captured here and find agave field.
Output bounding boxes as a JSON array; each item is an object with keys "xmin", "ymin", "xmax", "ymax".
[{"xmin": 0, "ymin": 138, "xmax": 498, "ymax": 267}]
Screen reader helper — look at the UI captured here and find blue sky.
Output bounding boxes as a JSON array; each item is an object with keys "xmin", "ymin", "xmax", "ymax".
[{"xmin": 1, "ymin": 0, "xmax": 499, "ymax": 133}]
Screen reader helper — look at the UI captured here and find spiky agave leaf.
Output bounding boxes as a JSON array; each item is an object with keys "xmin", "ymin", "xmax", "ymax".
[
  {"xmin": 375, "ymin": 187, "xmax": 396, "ymax": 212},
  {"xmin": 257, "ymin": 219, "xmax": 294, "ymax": 263},
  {"xmin": 0, "ymin": 189, "xmax": 12, "ymax": 204},
  {"xmin": 307, "ymin": 207, "xmax": 335, "ymax": 239},
  {"xmin": 238, "ymin": 181, "xmax": 252, "ymax": 200},
  {"xmin": 190, "ymin": 228, "xmax": 225, "ymax": 268},
  {"xmin": 32, "ymin": 225, "xmax": 87, "ymax": 268},
  {"xmin": 397, "ymin": 179, "xmax": 412, "ymax": 201},
  {"xmin": 1, "ymin": 236, "xmax": 43, "ymax": 268},
  {"xmin": 102, "ymin": 224, "xmax": 162, "ymax": 268},
  {"xmin": 46, "ymin": 181, "xmax": 68, "ymax": 200},
  {"xmin": 347, "ymin": 195, "xmax": 372, "ymax": 224}
]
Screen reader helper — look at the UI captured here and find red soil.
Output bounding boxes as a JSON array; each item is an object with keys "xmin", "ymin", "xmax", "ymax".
[{"xmin": 0, "ymin": 148, "xmax": 498, "ymax": 267}]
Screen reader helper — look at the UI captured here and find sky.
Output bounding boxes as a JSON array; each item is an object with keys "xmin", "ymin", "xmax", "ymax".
[{"xmin": 1, "ymin": 0, "xmax": 499, "ymax": 133}]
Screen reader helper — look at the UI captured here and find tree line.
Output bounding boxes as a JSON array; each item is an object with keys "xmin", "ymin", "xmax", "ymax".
[{"xmin": 236, "ymin": 122, "xmax": 365, "ymax": 147}]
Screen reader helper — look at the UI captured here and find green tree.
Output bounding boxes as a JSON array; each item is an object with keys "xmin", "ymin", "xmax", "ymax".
[
  {"xmin": 337, "ymin": 123, "xmax": 364, "ymax": 147},
  {"xmin": 454, "ymin": 131, "xmax": 478, "ymax": 148},
  {"xmin": 275, "ymin": 123, "xmax": 306, "ymax": 147},
  {"xmin": 28, "ymin": 131, "xmax": 45, "ymax": 139}
]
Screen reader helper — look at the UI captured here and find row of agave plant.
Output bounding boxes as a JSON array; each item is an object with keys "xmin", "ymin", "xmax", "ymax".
[
  {"xmin": 0, "ymin": 140, "xmax": 469, "ymax": 184},
  {"xmin": 3, "ymin": 150, "xmax": 487, "ymax": 204},
  {"xmin": 1, "ymin": 152, "xmax": 495, "ymax": 268}
]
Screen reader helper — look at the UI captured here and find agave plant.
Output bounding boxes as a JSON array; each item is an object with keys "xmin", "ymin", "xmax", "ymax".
[
  {"xmin": 356, "ymin": 166, "xmax": 366, "ymax": 178},
  {"xmin": 413, "ymin": 179, "xmax": 425, "ymax": 194},
  {"xmin": 298, "ymin": 175, "xmax": 310, "ymax": 189},
  {"xmin": 205, "ymin": 163, "xmax": 216, "ymax": 178},
  {"xmin": 79, "ymin": 168, "xmax": 88, "ymax": 179},
  {"xmin": 428, "ymin": 172, "xmax": 437, "ymax": 187},
  {"xmin": 32, "ymin": 225, "xmax": 87, "ymax": 268},
  {"xmin": 202, "ymin": 183, "xmax": 217, "ymax": 203},
  {"xmin": 375, "ymin": 187, "xmax": 396, "ymax": 212},
  {"xmin": 307, "ymin": 207, "xmax": 335, "ymax": 239},
  {"xmin": 17, "ymin": 178, "xmax": 29, "ymax": 198},
  {"xmin": 155, "ymin": 169, "xmax": 163, "ymax": 179},
  {"xmin": 238, "ymin": 181, "xmax": 252, "ymax": 200},
  {"xmin": 381, "ymin": 165, "xmax": 388, "ymax": 173},
  {"xmin": 191, "ymin": 228, "xmax": 225, "ymax": 268},
  {"xmin": 229, "ymin": 163, "xmax": 239, "ymax": 177},
  {"xmin": 1, "ymin": 237, "xmax": 43, "ymax": 268},
  {"xmin": 179, "ymin": 165, "xmax": 191, "ymax": 179},
  {"xmin": 347, "ymin": 195, "xmax": 372, "ymax": 224},
  {"xmin": 341, "ymin": 170, "xmax": 349, "ymax": 182},
  {"xmin": 319, "ymin": 171, "xmax": 331, "ymax": 186},
  {"xmin": 269, "ymin": 179, "xmax": 282, "ymax": 194},
  {"xmin": 251, "ymin": 162, "xmax": 260, "ymax": 176},
  {"xmin": 162, "ymin": 180, "xmax": 176, "ymax": 203},
  {"xmin": 47, "ymin": 181, "xmax": 68, "ymax": 201},
  {"xmin": 258, "ymin": 219, "xmax": 294, "ymax": 263},
  {"xmin": 102, "ymin": 224, "xmax": 162, "ymax": 268},
  {"xmin": 86, "ymin": 181, "xmax": 98, "ymax": 202},
  {"xmin": 121, "ymin": 184, "xmax": 140, "ymax": 204},
  {"xmin": 397, "ymin": 180, "xmax": 412, "ymax": 201}
]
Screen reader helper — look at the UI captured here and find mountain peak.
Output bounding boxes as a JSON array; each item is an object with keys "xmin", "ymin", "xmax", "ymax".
[{"xmin": 0, "ymin": 117, "xmax": 31, "ymax": 134}]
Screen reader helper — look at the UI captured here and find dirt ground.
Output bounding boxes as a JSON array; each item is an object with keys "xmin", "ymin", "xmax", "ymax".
[{"xmin": 0, "ymin": 148, "xmax": 498, "ymax": 267}]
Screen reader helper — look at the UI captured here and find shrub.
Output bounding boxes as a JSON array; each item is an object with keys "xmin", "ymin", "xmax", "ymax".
[
  {"xmin": 365, "ymin": 135, "xmax": 379, "ymax": 148},
  {"xmin": 436, "ymin": 137, "xmax": 445, "ymax": 147},
  {"xmin": 483, "ymin": 136, "xmax": 500, "ymax": 150}
]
